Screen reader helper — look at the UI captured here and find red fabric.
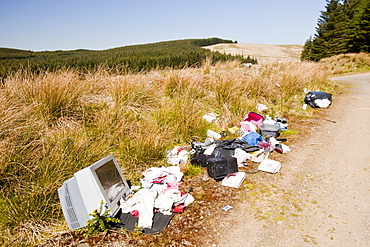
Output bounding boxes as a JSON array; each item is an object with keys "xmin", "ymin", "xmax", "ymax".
[
  {"xmin": 130, "ymin": 210, "xmax": 139, "ymax": 218},
  {"xmin": 173, "ymin": 204, "xmax": 186, "ymax": 213}
]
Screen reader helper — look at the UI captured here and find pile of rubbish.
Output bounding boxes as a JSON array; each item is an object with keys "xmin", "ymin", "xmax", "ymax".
[
  {"xmin": 118, "ymin": 166, "xmax": 194, "ymax": 231},
  {"xmin": 166, "ymin": 110, "xmax": 292, "ymax": 189},
  {"xmin": 166, "ymin": 89, "xmax": 333, "ymax": 186},
  {"xmin": 120, "ymin": 110, "xmax": 291, "ymax": 232},
  {"xmin": 121, "ymin": 90, "xmax": 333, "ymax": 232}
]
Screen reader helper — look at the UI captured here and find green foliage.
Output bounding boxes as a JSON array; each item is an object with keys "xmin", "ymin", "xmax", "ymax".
[
  {"xmin": 183, "ymin": 164, "xmax": 203, "ymax": 178},
  {"xmin": 132, "ymin": 223, "xmax": 143, "ymax": 236},
  {"xmin": 302, "ymin": 0, "xmax": 370, "ymax": 61},
  {"xmin": 0, "ymin": 38, "xmax": 257, "ymax": 79},
  {"xmin": 76, "ymin": 201, "xmax": 120, "ymax": 237}
]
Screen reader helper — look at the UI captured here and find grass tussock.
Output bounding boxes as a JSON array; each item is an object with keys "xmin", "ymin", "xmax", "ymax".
[
  {"xmin": 3, "ymin": 70, "xmax": 88, "ymax": 125},
  {"xmin": 0, "ymin": 57, "xmax": 352, "ymax": 246},
  {"xmin": 320, "ymin": 52, "xmax": 370, "ymax": 75}
]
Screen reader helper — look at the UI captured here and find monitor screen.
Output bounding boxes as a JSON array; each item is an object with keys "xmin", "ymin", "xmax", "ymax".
[{"xmin": 95, "ymin": 159, "xmax": 126, "ymax": 203}]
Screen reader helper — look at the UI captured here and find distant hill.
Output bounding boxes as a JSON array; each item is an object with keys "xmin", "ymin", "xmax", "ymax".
[
  {"xmin": 0, "ymin": 38, "xmax": 257, "ymax": 79},
  {"xmin": 203, "ymin": 43, "xmax": 304, "ymax": 64}
]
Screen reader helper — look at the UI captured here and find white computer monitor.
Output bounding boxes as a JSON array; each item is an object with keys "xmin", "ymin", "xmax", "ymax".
[{"xmin": 58, "ymin": 155, "xmax": 130, "ymax": 230}]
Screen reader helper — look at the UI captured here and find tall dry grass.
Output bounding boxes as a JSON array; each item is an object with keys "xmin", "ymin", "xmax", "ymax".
[
  {"xmin": 320, "ymin": 52, "xmax": 370, "ymax": 75},
  {"xmin": 0, "ymin": 58, "xmax": 347, "ymax": 246},
  {"xmin": 3, "ymin": 70, "xmax": 88, "ymax": 125}
]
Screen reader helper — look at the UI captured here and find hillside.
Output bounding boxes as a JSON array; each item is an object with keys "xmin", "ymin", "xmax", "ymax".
[
  {"xmin": 203, "ymin": 43, "xmax": 304, "ymax": 64},
  {"xmin": 0, "ymin": 38, "xmax": 256, "ymax": 78}
]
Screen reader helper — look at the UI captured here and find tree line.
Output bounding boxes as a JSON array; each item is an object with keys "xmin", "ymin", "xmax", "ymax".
[
  {"xmin": 0, "ymin": 38, "xmax": 257, "ymax": 79},
  {"xmin": 301, "ymin": 0, "xmax": 370, "ymax": 61}
]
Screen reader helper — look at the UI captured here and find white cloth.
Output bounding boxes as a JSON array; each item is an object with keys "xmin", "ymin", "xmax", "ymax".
[
  {"xmin": 141, "ymin": 166, "xmax": 183, "ymax": 189},
  {"xmin": 120, "ymin": 187, "xmax": 194, "ymax": 228},
  {"xmin": 120, "ymin": 166, "xmax": 192, "ymax": 228},
  {"xmin": 120, "ymin": 188, "xmax": 156, "ymax": 228}
]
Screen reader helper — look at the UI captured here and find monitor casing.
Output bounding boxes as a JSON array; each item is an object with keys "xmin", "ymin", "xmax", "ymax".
[{"xmin": 58, "ymin": 155, "xmax": 130, "ymax": 230}]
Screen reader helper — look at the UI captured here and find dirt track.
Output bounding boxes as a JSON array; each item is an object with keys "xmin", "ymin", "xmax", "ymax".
[{"xmin": 214, "ymin": 72, "xmax": 370, "ymax": 246}]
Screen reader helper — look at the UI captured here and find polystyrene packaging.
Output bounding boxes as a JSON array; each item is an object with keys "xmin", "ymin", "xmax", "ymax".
[
  {"xmin": 206, "ymin": 130, "xmax": 221, "ymax": 140},
  {"xmin": 258, "ymin": 159, "xmax": 281, "ymax": 173}
]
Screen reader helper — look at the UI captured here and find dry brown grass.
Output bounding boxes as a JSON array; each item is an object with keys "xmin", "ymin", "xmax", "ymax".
[
  {"xmin": 0, "ymin": 58, "xmax": 349, "ymax": 246},
  {"xmin": 320, "ymin": 52, "xmax": 370, "ymax": 75}
]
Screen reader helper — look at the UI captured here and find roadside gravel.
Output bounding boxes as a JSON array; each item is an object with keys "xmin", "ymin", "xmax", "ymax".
[{"xmin": 214, "ymin": 72, "xmax": 370, "ymax": 246}]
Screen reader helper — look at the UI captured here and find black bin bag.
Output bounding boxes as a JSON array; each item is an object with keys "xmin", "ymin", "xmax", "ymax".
[{"xmin": 304, "ymin": 91, "xmax": 332, "ymax": 108}]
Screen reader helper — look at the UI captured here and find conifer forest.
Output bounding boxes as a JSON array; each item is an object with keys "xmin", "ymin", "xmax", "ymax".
[
  {"xmin": 0, "ymin": 38, "xmax": 257, "ymax": 79},
  {"xmin": 301, "ymin": 0, "xmax": 370, "ymax": 61}
]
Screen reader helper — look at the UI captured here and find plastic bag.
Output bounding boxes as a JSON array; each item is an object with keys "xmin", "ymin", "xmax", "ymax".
[
  {"xmin": 304, "ymin": 91, "xmax": 332, "ymax": 108},
  {"xmin": 241, "ymin": 132, "xmax": 263, "ymax": 146}
]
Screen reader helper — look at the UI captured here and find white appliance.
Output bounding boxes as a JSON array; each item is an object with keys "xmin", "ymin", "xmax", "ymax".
[{"xmin": 58, "ymin": 155, "xmax": 130, "ymax": 230}]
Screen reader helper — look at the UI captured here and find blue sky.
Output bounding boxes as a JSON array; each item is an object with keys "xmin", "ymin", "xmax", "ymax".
[{"xmin": 0, "ymin": 0, "xmax": 326, "ymax": 51}]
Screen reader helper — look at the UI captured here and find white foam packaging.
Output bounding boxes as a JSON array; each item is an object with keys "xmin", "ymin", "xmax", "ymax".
[
  {"xmin": 258, "ymin": 158, "xmax": 281, "ymax": 173},
  {"xmin": 221, "ymin": 172, "xmax": 246, "ymax": 188}
]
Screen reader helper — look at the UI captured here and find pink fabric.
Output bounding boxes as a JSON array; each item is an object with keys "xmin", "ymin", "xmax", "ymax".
[
  {"xmin": 243, "ymin": 112, "xmax": 263, "ymax": 128},
  {"xmin": 240, "ymin": 121, "xmax": 256, "ymax": 133}
]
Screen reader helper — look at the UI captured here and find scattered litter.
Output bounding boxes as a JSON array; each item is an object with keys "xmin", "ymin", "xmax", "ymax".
[
  {"xmin": 304, "ymin": 91, "xmax": 332, "ymax": 108},
  {"xmin": 221, "ymin": 172, "xmax": 246, "ymax": 188},
  {"xmin": 131, "ymin": 185, "xmax": 141, "ymax": 192},
  {"xmin": 262, "ymin": 115, "xmax": 288, "ymax": 131},
  {"xmin": 240, "ymin": 120, "xmax": 257, "ymax": 134},
  {"xmin": 241, "ymin": 131, "xmax": 264, "ymax": 146},
  {"xmin": 221, "ymin": 205, "xmax": 233, "ymax": 211},
  {"xmin": 258, "ymin": 159, "xmax": 281, "ymax": 173},
  {"xmin": 248, "ymin": 150, "xmax": 266, "ymax": 163},
  {"xmin": 206, "ymin": 129, "xmax": 222, "ymax": 140},
  {"xmin": 280, "ymin": 144, "xmax": 291, "ymax": 153},
  {"xmin": 256, "ymin": 103, "xmax": 268, "ymax": 112},
  {"xmin": 243, "ymin": 111, "xmax": 264, "ymax": 128},
  {"xmin": 58, "ymin": 105, "xmax": 305, "ymax": 236},
  {"xmin": 228, "ymin": 126, "xmax": 239, "ymax": 134},
  {"xmin": 206, "ymin": 155, "xmax": 238, "ymax": 180},
  {"xmin": 120, "ymin": 166, "xmax": 194, "ymax": 229},
  {"xmin": 203, "ymin": 145, "xmax": 216, "ymax": 156},
  {"xmin": 243, "ymin": 63, "xmax": 253, "ymax": 68},
  {"xmin": 166, "ymin": 146, "xmax": 189, "ymax": 166},
  {"xmin": 233, "ymin": 148, "xmax": 249, "ymax": 167},
  {"xmin": 202, "ymin": 171, "xmax": 210, "ymax": 181},
  {"xmin": 260, "ymin": 124, "xmax": 281, "ymax": 138},
  {"xmin": 203, "ymin": 112, "xmax": 219, "ymax": 122}
]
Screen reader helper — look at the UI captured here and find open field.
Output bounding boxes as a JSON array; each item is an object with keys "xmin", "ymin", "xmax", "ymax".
[
  {"xmin": 203, "ymin": 43, "xmax": 304, "ymax": 64},
  {"xmin": 2, "ymin": 51, "xmax": 370, "ymax": 246}
]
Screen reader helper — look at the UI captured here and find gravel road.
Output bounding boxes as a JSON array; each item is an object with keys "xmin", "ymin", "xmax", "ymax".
[{"xmin": 214, "ymin": 72, "xmax": 370, "ymax": 246}]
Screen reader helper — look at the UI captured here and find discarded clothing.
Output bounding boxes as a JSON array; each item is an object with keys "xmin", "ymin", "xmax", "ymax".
[
  {"xmin": 120, "ymin": 188, "xmax": 156, "ymax": 228},
  {"xmin": 120, "ymin": 187, "xmax": 193, "ymax": 228},
  {"xmin": 141, "ymin": 166, "xmax": 183, "ymax": 190},
  {"xmin": 120, "ymin": 166, "xmax": 193, "ymax": 228},
  {"xmin": 166, "ymin": 147, "xmax": 189, "ymax": 166},
  {"xmin": 241, "ymin": 131, "xmax": 264, "ymax": 146}
]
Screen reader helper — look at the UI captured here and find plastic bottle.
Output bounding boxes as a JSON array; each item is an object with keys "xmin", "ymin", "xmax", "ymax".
[{"xmin": 206, "ymin": 130, "xmax": 222, "ymax": 140}]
